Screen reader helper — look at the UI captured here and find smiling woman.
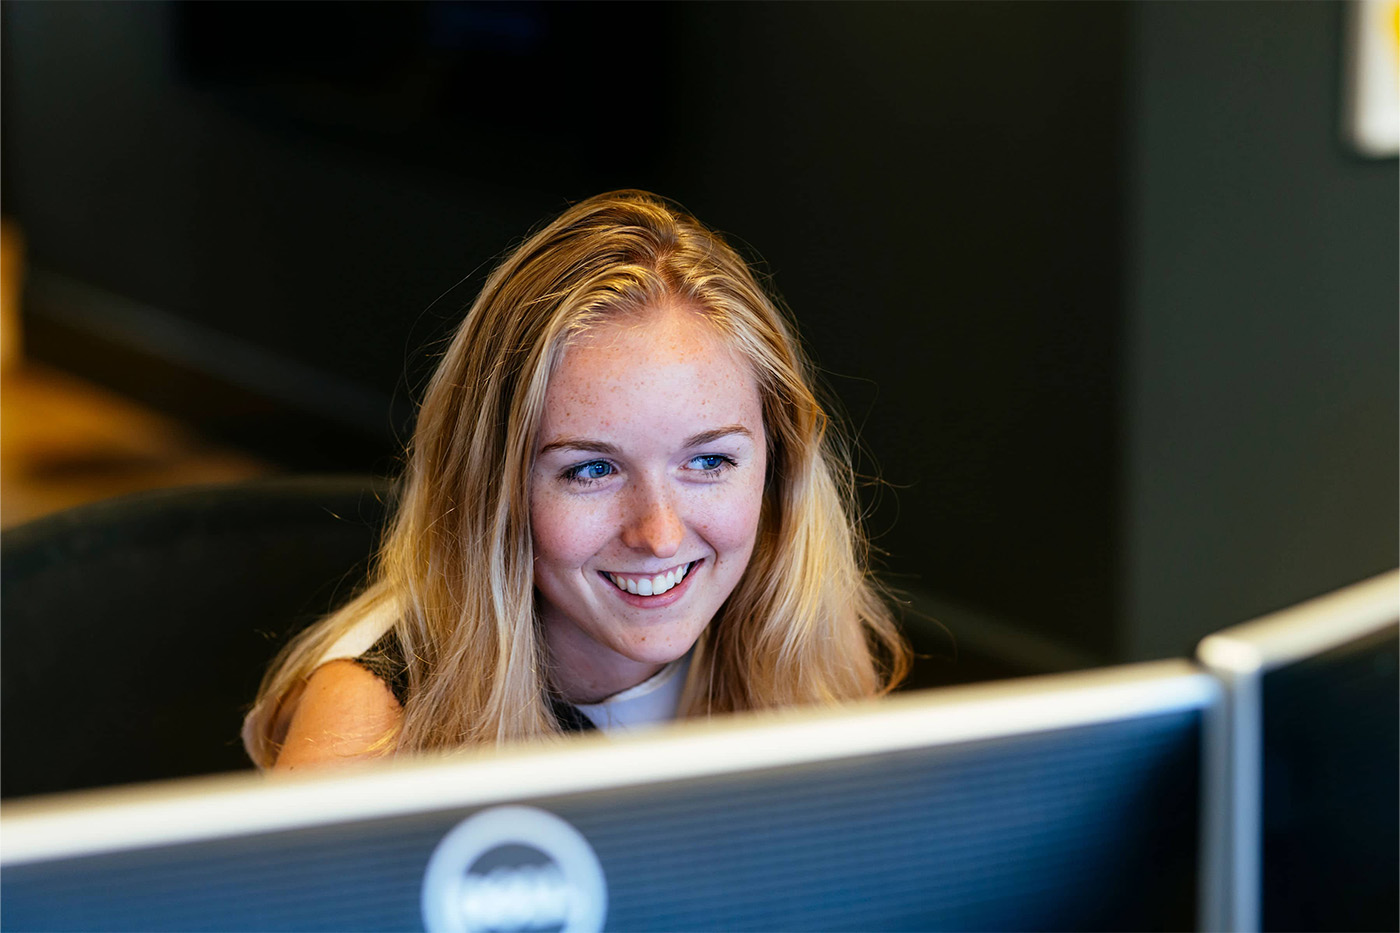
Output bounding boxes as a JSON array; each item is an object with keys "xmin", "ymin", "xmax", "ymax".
[{"xmin": 242, "ymin": 190, "xmax": 910, "ymax": 770}]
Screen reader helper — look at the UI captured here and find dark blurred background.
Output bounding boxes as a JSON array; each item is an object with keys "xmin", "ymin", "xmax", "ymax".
[{"xmin": 3, "ymin": 1, "xmax": 1395, "ymax": 679}]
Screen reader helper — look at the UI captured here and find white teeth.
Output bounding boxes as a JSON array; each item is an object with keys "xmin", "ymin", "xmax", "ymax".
[{"xmin": 607, "ymin": 562, "xmax": 693, "ymax": 597}]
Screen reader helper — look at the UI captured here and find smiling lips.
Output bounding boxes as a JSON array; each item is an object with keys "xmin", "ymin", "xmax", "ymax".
[{"xmin": 603, "ymin": 561, "xmax": 696, "ymax": 597}]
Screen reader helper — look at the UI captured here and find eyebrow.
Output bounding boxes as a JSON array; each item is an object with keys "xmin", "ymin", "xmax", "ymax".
[
  {"xmin": 537, "ymin": 425, "xmax": 753, "ymax": 458},
  {"xmin": 682, "ymin": 425, "xmax": 753, "ymax": 448},
  {"xmin": 537, "ymin": 438, "xmax": 622, "ymax": 457}
]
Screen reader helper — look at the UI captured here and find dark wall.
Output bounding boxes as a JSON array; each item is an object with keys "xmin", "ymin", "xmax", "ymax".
[
  {"xmin": 1121, "ymin": 2, "xmax": 1399, "ymax": 660},
  {"xmin": 4, "ymin": 2, "xmax": 1392, "ymax": 675},
  {"xmin": 1, "ymin": 2, "xmax": 581, "ymax": 461}
]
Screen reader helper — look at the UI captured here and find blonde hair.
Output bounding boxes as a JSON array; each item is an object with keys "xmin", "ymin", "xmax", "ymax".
[{"xmin": 243, "ymin": 190, "xmax": 909, "ymax": 767}]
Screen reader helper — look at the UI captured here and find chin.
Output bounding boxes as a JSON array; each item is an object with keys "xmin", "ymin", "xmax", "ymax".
[{"xmin": 618, "ymin": 632, "xmax": 698, "ymax": 666}]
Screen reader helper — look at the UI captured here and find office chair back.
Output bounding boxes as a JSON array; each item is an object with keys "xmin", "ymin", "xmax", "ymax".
[{"xmin": 1, "ymin": 476, "xmax": 393, "ymax": 799}]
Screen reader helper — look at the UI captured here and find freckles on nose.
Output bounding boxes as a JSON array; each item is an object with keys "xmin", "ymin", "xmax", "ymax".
[{"xmin": 623, "ymin": 497, "xmax": 684, "ymax": 556}]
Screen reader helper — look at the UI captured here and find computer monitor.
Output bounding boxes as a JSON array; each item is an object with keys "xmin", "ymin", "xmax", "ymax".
[
  {"xmin": 1198, "ymin": 570, "xmax": 1399, "ymax": 933},
  {"xmin": 2, "ymin": 660, "xmax": 1217, "ymax": 932}
]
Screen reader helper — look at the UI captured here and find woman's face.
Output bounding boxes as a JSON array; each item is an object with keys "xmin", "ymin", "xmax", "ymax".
[{"xmin": 530, "ymin": 303, "xmax": 767, "ymax": 702}]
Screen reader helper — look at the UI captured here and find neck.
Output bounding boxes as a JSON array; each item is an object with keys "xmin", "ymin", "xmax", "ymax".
[{"xmin": 542, "ymin": 623, "xmax": 667, "ymax": 705}]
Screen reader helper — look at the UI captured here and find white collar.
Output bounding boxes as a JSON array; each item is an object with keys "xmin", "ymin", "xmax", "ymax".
[{"xmin": 573, "ymin": 651, "xmax": 692, "ymax": 734}]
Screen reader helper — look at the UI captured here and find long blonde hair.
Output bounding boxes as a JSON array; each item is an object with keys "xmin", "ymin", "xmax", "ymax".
[{"xmin": 244, "ymin": 190, "xmax": 909, "ymax": 767}]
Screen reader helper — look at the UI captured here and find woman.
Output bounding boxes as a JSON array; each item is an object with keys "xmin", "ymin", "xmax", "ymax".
[{"xmin": 244, "ymin": 190, "xmax": 909, "ymax": 770}]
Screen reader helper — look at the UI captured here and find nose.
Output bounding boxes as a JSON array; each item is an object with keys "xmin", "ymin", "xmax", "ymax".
[{"xmin": 620, "ymin": 481, "xmax": 684, "ymax": 558}]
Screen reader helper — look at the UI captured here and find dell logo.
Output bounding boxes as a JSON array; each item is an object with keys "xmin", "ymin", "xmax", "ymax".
[{"xmin": 422, "ymin": 806, "xmax": 608, "ymax": 933}]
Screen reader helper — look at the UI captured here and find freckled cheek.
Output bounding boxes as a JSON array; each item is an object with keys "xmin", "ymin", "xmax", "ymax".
[
  {"xmin": 692, "ymin": 485, "xmax": 766, "ymax": 559},
  {"xmin": 530, "ymin": 491, "xmax": 616, "ymax": 569}
]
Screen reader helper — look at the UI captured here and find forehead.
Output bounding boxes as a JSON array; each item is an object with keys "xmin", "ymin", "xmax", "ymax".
[
  {"xmin": 539, "ymin": 306, "xmax": 763, "ymax": 438},
  {"xmin": 566, "ymin": 299, "xmax": 729, "ymax": 354}
]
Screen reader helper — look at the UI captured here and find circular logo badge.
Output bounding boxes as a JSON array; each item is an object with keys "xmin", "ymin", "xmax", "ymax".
[{"xmin": 421, "ymin": 806, "xmax": 608, "ymax": 933}]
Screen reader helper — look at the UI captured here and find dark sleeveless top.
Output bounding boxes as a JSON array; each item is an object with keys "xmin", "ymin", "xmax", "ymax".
[{"xmin": 349, "ymin": 630, "xmax": 596, "ymax": 733}]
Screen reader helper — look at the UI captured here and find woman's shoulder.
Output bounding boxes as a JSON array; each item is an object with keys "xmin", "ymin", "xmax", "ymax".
[
  {"xmin": 273, "ymin": 658, "xmax": 402, "ymax": 771},
  {"xmin": 272, "ymin": 597, "xmax": 407, "ymax": 770}
]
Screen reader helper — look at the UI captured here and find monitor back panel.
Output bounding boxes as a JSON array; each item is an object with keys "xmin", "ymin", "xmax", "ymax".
[
  {"xmin": 3, "ymin": 707, "xmax": 1203, "ymax": 932},
  {"xmin": 1261, "ymin": 624, "xmax": 1399, "ymax": 931}
]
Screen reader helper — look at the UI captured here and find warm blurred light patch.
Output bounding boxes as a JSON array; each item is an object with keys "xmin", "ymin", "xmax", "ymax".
[
  {"xmin": 2, "ymin": 219, "xmax": 24, "ymax": 373},
  {"xmin": 0, "ymin": 219, "xmax": 272, "ymax": 529},
  {"xmin": 0, "ymin": 364, "xmax": 273, "ymax": 529}
]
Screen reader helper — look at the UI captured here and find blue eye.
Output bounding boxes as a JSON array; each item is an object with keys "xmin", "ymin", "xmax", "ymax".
[
  {"xmin": 689, "ymin": 455, "xmax": 733, "ymax": 473},
  {"xmin": 563, "ymin": 460, "xmax": 614, "ymax": 484}
]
